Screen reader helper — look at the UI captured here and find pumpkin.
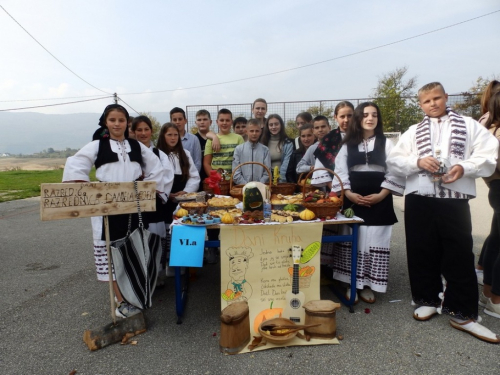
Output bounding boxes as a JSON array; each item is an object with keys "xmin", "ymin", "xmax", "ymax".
[
  {"xmin": 175, "ymin": 208, "xmax": 189, "ymax": 218},
  {"xmin": 243, "ymin": 182, "xmax": 263, "ymax": 212},
  {"xmin": 299, "ymin": 208, "xmax": 316, "ymax": 221},
  {"xmin": 221, "ymin": 212, "xmax": 234, "ymax": 224},
  {"xmin": 253, "ymin": 301, "xmax": 283, "ymax": 333}
]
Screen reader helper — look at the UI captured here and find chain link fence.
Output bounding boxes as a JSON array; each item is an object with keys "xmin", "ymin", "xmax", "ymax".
[{"xmin": 186, "ymin": 94, "xmax": 472, "ymax": 134}]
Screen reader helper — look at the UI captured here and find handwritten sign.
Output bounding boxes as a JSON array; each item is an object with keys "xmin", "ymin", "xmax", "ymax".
[
  {"xmin": 40, "ymin": 181, "xmax": 156, "ymax": 221},
  {"xmin": 219, "ymin": 223, "xmax": 322, "ymax": 331},
  {"xmin": 169, "ymin": 225, "xmax": 206, "ymax": 267}
]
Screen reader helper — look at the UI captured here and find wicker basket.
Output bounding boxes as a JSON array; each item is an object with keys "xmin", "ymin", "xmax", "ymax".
[
  {"xmin": 230, "ymin": 162, "xmax": 272, "ymax": 201},
  {"xmin": 203, "ymin": 168, "xmax": 231, "ymax": 195},
  {"xmin": 271, "ymin": 182, "xmax": 297, "ymax": 195},
  {"xmin": 296, "ymin": 173, "xmax": 315, "ymax": 194},
  {"xmin": 301, "ymin": 168, "xmax": 344, "ymax": 218}
]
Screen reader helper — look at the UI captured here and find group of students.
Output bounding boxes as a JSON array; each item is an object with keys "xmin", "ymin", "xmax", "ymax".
[{"xmin": 63, "ymin": 84, "xmax": 500, "ymax": 344}]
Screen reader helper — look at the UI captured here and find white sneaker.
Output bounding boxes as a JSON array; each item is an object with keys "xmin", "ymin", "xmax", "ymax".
[
  {"xmin": 485, "ymin": 299, "xmax": 500, "ymax": 319},
  {"xmin": 115, "ymin": 302, "xmax": 141, "ymax": 319},
  {"xmin": 479, "ymin": 292, "xmax": 489, "ymax": 307}
]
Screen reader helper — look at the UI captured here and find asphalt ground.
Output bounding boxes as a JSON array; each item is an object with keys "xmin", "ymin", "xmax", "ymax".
[{"xmin": 0, "ymin": 180, "xmax": 499, "ymax": 375}]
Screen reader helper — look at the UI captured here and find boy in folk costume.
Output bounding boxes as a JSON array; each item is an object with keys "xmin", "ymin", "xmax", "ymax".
[{"xmin": 387, "ymin": 82, "xmax": 500, "ymax": 343}]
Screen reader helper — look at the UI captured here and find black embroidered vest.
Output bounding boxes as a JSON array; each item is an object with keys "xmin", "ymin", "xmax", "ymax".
[
  {"xmin": 347, "ymin": 136, "xmax": 386, "ymax": 169},
  {"xmin": 94, "ymin": 138, "xmax": 143, "ymax": 169}
]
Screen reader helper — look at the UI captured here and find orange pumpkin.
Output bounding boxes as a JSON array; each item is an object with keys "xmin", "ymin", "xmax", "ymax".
[{"xmin": 253, "ymin": 301, "xmax": 283, "ymax": 333}]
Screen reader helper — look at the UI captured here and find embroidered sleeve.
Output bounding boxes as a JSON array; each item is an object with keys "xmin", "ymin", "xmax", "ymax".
[
  {"xmin": 381, "ymin": 141, "xmax": 405, "ymax": 195},
  {"xmin": 140, "ymin": 143, "xmax": 166, "ymax": 193},
  {"xmin": 62, "ymin": 141, "xmax": 98, "ymax": 182},
  {"xmin": 386, "ymin": 125, "xmax": 421, "ymax": 177},
  {"xmin": 457, "ymin": 118, "xmax": 498, "ymax": 178},
  {"xmin": 184, "ymin": 150, "xmax": 201, "ymax": 193}
]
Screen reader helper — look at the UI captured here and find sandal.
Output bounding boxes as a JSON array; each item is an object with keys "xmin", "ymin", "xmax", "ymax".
[
  {"xmin": 449, "ymin": 319, "xmax": 500, "ymax": 344},
  {"xmin": 359, "ymin": 288, "xmax": 375, "ymax": 304},
  {"xmin": 413, "ymin": 306, "xmax": 438, "ymax": 321}
]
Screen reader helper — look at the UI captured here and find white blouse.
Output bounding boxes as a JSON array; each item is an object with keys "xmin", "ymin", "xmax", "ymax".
[
  {"xmin": 332, "ymin": 136, "xmax": 405, "ymax": 196},
  {"xmin": 63, "ymin": 139, "xmax": 166, "ymax": 193},
  {"xmin": 168, "ymin": 149, "xmax": 200, "ymax": 193}
]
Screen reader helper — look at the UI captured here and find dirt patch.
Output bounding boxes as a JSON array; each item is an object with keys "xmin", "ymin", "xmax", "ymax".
[{"xmin": 0, "ymin": 158, "xmax": 66, "ymax": 171}]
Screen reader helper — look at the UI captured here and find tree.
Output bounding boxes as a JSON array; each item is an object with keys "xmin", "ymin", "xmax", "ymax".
[
  {"xmin": 371, "ymin": 66, "xmax": 422, "ymax": 133},
  {"xmin": 140, "ymin": 112, "xmax": 161, "ymax": 143},
  {"xmin": 285, "ymin": 104, "xmax": 335, "ymax": 139},
  {"xmin": 453, "ymin": 75, "xmax": 498, "ymax": 120}
]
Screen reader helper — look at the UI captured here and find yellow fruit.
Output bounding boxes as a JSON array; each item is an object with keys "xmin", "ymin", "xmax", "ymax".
[
  {"xmin": 299, "ymin": 209, "xmax": 316, "ymax": 221},
  {"xmin": 221, "ymin": 212, "xmax": 234, "ymax": 224},
  {"xmin": 176, "ymin": 208, "xmax": 189, "ymax": 217}
]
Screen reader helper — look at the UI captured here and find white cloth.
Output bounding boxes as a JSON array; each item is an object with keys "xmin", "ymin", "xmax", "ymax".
[
  {"xmin": 331, "ymin": 225, "xmax": 393, "ymax": 293},
  {"xmin": 148, "ymin": 142, "xmax": 174, "ymax": 198},
  {"xmin": 167, "ymin": 149, "xmax": 200, "ymax": 193},
  {"xmin": 331, "ymin": 138, "xmax": 405, "ymax": 196},
  {"xmin": 387, "ymin": 116, "xmax": 498, "ymax": 197}
]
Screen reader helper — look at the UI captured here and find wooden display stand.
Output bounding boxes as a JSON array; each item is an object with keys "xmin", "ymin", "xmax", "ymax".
[{"xmin": 40, "ymin": 181, "xmax": 156, "ymax": 350}]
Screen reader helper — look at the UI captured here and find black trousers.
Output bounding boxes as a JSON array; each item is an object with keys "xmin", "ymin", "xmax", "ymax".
[
  {"xmin": 482, "ymin": 180, "xmax": 500, "ymax": 294},
  {"xmin": 405, "ymin": 194, "xmax": 478, "ymax": 320}
]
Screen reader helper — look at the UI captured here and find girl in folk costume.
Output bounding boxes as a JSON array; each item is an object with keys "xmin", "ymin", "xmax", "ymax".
[
  {"xmin": 132, "ymin": 115, "xmax": 174, "ymax": 280},
  {"xmin": 286, "ymin": 124, "xmax": 315, "ymax": 183},
  {"xmin": 156, "ymin": 123, "xmax": 200, "ymax": 245},
  {"xmin": 478, "ymin": 91, "xmax": 500, "ymax": 320},
  {"xmin": 387, "ymin": 82, "xmax": 499, "ymax": 343},
  {"xmin": 293, "ymin": 112, "xmax": 313, "ymax": 149},
  {"xmin": 62, "ymin": 104, "xmax": 166, "ymax": 318},
  {"xmin": 311, "ymin": 101, "xmax": 355, "ymax": 187},
  {"xmin": 330, "ymin": 102, "xmax": 405, "ymax": 304}
]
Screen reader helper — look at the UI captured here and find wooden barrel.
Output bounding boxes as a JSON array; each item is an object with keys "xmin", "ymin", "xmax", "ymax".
[
  {"xmin": 219, "ymin": 301, "xmax": 250, "ymax": 354},
  {"xmin": 303, "ymin": 300, "xmax": 341, "ymax": 339}
]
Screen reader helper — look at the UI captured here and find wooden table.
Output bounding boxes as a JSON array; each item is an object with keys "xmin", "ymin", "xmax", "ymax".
[{"xmin": 170, "ymin": 215, "xmax": 363, "ymax": 323}]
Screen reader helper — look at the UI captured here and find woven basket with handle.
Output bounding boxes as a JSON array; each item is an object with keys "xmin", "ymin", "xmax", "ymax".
[{"xmin": 301, "ymin": 168, "xmax": 344, "ymax": 218}]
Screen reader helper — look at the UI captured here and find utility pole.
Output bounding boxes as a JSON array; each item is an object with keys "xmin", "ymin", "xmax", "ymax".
[{"xmin": 113, "ymin": 93, "xmax": 118, "ymax": 104}]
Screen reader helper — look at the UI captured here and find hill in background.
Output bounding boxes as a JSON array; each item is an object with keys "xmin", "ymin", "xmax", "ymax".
[{"xmin": 0, "ymin": 112, "xmax": 171, "ymax": 155}]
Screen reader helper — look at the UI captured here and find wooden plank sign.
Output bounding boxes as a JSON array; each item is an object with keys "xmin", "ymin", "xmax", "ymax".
[{"xmin": 40, "ymin": 181, "xmax": 156, "ymax": 221}]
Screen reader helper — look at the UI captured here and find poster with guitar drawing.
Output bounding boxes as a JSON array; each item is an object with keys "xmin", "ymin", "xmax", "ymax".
[{"xmin": 220, "ymin": 223, "xmax": 339, "ymax": 353}]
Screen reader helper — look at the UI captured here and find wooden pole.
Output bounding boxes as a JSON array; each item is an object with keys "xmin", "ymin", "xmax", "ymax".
[{"xmin": 104, "ymin": 216, "xmax": 117, "ymax": 324}]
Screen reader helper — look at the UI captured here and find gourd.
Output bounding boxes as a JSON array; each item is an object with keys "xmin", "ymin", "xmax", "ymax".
[
  {"xmin": 176, "ymin": 208, "xmax": 189, "ymax": 217},
  {"xmin": 221, "ymin": 212, "xmax": 234, "ymax": 224},
  {"xmin": 299, "ymin": 209, "xmax": 315, "ymax": 221},
  {"xmin": 273, "ymin": 166, "xmax": 280, "ymax": 185},
  {"xmin": 344, "ymin": 207, "xmax": 354, "ymax": 218},
  {"xmin": 243, "ymin": 182, "xmax": 263, "ymax": 212}
]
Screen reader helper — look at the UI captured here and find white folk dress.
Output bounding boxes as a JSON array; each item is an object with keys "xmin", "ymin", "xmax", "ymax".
[
  {"xmin": 63, "ymin": 139, "xmax": 165, "ymax": 281},
  {"xmin": 329, "ymin": 137, "xmax": 405, "ymax": 293}
]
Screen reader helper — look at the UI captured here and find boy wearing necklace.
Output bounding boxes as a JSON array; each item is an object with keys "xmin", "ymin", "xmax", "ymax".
[{"xmin": 387, "ymin": 82, "xmax": 500, "ymax": 343}]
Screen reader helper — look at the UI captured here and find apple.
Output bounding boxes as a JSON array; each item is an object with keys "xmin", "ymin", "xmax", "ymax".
[
  {"xmin": 330, "ymin": 196, "xmax": 341, "ymax": 204},
  {"xmin": 329, "ymin": 191, "xmax": 338, "ymax": 198}
]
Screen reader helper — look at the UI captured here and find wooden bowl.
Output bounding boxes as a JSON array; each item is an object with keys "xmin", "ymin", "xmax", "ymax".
[{"xmin": 258, "ymin": 317, "xmax": 298, "ymax": 345}]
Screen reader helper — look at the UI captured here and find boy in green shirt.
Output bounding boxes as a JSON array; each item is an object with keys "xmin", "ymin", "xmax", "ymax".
[{"xmin": 204, "ymin": 108, "xmax": 244, "ymax": 176}]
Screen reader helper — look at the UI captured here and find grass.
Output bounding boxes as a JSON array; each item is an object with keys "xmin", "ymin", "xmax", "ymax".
[{"xmin": 0, "ymin": 169, "xmax": 96, "ymax": 203}]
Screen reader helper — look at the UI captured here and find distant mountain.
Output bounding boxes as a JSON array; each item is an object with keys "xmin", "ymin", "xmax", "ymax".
[{"xmin": 0, "ymin": 112, "xmax": 171, "ymax": 154}]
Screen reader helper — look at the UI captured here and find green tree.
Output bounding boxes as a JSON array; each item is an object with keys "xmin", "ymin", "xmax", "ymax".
[
  {"xmin": 371, "ymin": 66, "xmax": 422, "ymax": 133},
  {"xmin": 285, "ymin": 104, "xmax": 334, "ymax": 139},
  {"xmin": 452, "ymin": 75, "xmax": 498, "ymax": 120},
  {"xmin": 140, "ymin": 112, "xmax": 161, "ymax": 143}
]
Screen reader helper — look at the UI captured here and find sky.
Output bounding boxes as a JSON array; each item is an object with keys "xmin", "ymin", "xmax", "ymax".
[{"xmin": 0, "ymin": 0, "xmax": 499, "ymax": 117}]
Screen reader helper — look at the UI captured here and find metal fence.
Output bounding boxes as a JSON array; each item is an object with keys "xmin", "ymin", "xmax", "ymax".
[{"xmin": 185, "ymin": 94, "xmax": 472, "ymax": 133}]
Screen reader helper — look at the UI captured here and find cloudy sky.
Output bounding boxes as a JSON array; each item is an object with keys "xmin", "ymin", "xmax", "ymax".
[{"xmin": 1, "ymin": 0, "xmax": 499, "ymax": 116}]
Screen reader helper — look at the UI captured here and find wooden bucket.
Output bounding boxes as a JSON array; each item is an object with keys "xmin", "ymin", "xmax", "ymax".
[
  {"xmin": 219, "ymin": 301, "xmax": 250, "ymax": 354},
  {"xmin": 303, "ymin": 300, "xmax": 341, "ymax": 339}
]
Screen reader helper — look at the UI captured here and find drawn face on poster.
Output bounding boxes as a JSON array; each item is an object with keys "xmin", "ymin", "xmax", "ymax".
[{"xmin": 221, "ymin": 247, "xmax": 254, "ymax": 304}]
